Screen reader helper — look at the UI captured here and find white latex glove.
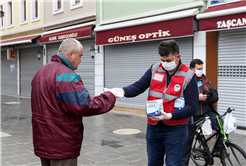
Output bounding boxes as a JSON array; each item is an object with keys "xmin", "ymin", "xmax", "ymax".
[
  {"xmin": 112, "ymin": 88, "xmax": 124, "ymax": 98},
  {"xmin": 104, "ymin": 88, "xmax": 124, "ymax": 98},
  {"xmin": 149, "ymin": 110, "xmax": 172, "ymax": 121}
]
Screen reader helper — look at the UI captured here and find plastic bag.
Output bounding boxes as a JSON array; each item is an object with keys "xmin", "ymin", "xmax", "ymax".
[
  {"xmin": 223, "ymin": 112, "xmax": 237, "ymax": 134},
  {"xmin": 202, "ymin": 119, "xmax": 212, "ymax": 135}
]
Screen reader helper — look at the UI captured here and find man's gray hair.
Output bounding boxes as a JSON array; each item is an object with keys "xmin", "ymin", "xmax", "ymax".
[{"xmin": 57, "ymin": 38, "xmax": 83, "ymax": 56}]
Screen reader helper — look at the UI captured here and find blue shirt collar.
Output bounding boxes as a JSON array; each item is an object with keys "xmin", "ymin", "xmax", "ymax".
[{"xmin": 57, "ymin": 55, "xmax": 74, "ymax": 71}]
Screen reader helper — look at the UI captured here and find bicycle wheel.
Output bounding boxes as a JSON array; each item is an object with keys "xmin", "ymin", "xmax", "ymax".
[
  {"xmin": 220, "ymin": 142, "xmax": 246, "ymax": 166},
  {"xmin": 191, "ymin": 135, "xmax": 213, "ymax": 166}
]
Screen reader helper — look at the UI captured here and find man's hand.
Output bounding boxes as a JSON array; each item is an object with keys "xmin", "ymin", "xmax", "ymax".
[
  {"xmin": 104, "ymin": 88, "xmax": 124, "ymax": 98},
  {"xmin": 149, "ymin": 110, "xmax": 172, "ymax": 121},
  {"xmin": 199, "ymin": 94, "xmax": 208, "ymax": 101}
]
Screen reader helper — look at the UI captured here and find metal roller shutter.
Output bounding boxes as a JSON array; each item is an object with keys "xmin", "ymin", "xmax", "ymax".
[
  {"xmin": 20, "ymin": 47, "xmax": 43, "ymax": 96},
  {"xmin": 217, "ymin": 28, "xmax": 246, "ymax": 128},
  {"xmin": 47, "ymin": 39, "xmax": 95, "ymax": 96},
  {"xmin": 105, "ymin": 37, "xmax": 193, "ymax": 109},
  {"xmin": 1, "ymin": 51, "xmax": 17, "ymax": 95}
]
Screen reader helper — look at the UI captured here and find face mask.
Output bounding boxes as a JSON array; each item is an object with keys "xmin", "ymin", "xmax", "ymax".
[
  {"xmin": 195, "ymin": 70, "xmax": 203, "ymax": 77},
  {"xmin": 162, "ymin": 60, "xmax": 177, "ymax": 71}
]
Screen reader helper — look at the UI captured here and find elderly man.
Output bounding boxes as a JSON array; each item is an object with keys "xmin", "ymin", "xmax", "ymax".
[{"xmin": 31, "ymin": 38, "xmax": 116, "ymax": 166}]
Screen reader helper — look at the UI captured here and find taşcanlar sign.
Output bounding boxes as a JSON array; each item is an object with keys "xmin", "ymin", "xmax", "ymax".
[
  {"xmin": 199, "ymin": 12, "xmax": 246, "ymax": 31},
  {"xmin": 96, "ymin": 17, "xmax": 194, "ymax": 45}
]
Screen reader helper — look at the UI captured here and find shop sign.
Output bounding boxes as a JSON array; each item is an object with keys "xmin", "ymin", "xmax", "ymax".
[
  {"xmin": 96, "ymin": 17, "xmax": 194, "ymax": 45},
  {"xmin": 7, "ymin": 49, "xmax": 18, "ymax": 60},
  {"xmin": 200, "ymin": 13, "xmax": 246, "ymax": 31},
  {"xmin": 217, "ymin": 17, "xmax": 246, "ymax": 29},
  {"xmin": 39, "ymin": 25, "xmax": 93, "ymax": 43},
  {"xmin": 107, "ymin": 30, "xmax": 171, "ymax": 43}
]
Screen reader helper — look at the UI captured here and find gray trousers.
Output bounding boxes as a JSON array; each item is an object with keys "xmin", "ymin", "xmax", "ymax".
[{"xmin": 40, "ymin": 157, "xmax": 77, "ymax": 166}]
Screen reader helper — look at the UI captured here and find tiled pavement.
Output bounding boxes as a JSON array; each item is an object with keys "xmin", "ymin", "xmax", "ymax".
[{"xmin": 1, "ymin": 94, "xmax": 246, "ymax": 166}]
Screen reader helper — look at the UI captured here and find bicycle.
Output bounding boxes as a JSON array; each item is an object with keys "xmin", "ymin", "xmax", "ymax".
[{"xmin": 190, "ymin": 107, "xmax": 246, "ymax": 166}]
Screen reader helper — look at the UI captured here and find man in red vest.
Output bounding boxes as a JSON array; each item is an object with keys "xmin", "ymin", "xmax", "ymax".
[{"xmin": 115, "ymin": 39, "xmax": 199, "ymax": 166}]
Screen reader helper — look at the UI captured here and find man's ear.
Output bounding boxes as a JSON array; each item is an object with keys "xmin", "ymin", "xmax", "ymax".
[
  {"xmin": 190, "ymin": 67, "xmax": 195, "ymax": 72},
  {"xmin": 177, "ymin": 54, "xmax": 181, "ymax": 61},
  {"xmin": 66, "ymin": 50, "xmax": 73, "ymax": 59}
]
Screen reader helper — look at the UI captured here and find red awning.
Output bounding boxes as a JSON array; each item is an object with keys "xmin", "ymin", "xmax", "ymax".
[
  {"xmin": 39, "ymin": 25, "xmax": 93, "ymax": 43},
  {"xmin": 197, "ymin": 1, "xmax": 246, "ymax": 31},
  {"xmin": 96, "ymin": 17, "xmax": 194, "ymax": 45},
  {"xmin": 1, "ymin": 35, "xmax": 40, "ymax": 46}
]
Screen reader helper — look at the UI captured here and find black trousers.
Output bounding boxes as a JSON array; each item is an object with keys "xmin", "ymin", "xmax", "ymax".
[
  {"xmin": 182, "ymin": 111, "xmax": 223, "ymax": 166},
  {"xmin": 40, "ymin": 157, "xmax": 77, "ymax": 166}
]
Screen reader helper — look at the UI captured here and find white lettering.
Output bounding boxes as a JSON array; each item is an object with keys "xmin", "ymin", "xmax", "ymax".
[
  {"xmin": 231, "ymin": 19, "xmax": 236, "ymax": 27},
  {"xmin": 217, "ymin": 18, "xmax": 246, "ymax": 29},
  {"xmin": 139, "ymin": 34, "xmax": 145, "ymax": 39},
  {"xmin": 131, "ymin": 35, "xmax": 137, "ymax": 42},
  {"xmin": 242, "ymin": 18, "xmax": 246, "ymax": 25},
  {"xmin": 114, "ymin": 36, "xmax": 119, "ymax": 42},
  {"xmin": 158, "ymin": 30, "xmax": 162, "ymax": 37},
  {"xmin": 145, "ymin": 33, "xmax": 152, "ymax": 38},
  {"xmin": 217, "ymin": 21, "xmax": 222, "ymax": 28},
  {"xmin": 221, "ymin": 21, "xmax": 227, "ymax": 28},
  {"xmin": 108, "ymin": 38, "xmax": 113, "ymax": 43},
  {"xmin": 106, "ymin": 29, "xmax": 171, "ymax": 43},
  {"xmin": 119, "ymin": 36, "xmax": 126, "ymax": 42},
  {"xmin": 152, "ymin": 32, "xmax": 158, "ymax": 37},
  {"xmin": 49, "ymin": 36, "xmax": 57, "ymax": 41},
  {"xmin": 236, "ymin": 18, "xmax": 242, "ymax": 26},
  {"xmin": 226, "ymin": 20, "xmax": 232, "ymax": 28},
  {"xmin": 162, "ymin": 31, "xmax": 171, "ymax": 36}
]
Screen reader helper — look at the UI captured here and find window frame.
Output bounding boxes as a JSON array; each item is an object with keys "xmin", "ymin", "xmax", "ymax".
[
  {"xmin": 70, "ymin": 0, "xmax": 83, "ymax": 10},
  {"xmin": 6, "ymin": 0, "xmax": 13, "ymax": 28},
  {"xmin": 31, "ymin": 0, "xmax": 40, "ymax": 22},
  {"xmin": 0, "ymin": 2, "xmax": 4, "ymax": 30},
  {"xmin": 53, "ymin": 0, "xmax": 64, "ymax": 15},
  {"xmin": 20, "ymin": 0, "xmax": 28, "ymax": 25}
]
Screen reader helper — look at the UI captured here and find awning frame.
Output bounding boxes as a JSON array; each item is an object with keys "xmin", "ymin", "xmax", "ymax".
[{"xmin": 1, "ymin": 35, "xmax": 40, "ymax": 47}]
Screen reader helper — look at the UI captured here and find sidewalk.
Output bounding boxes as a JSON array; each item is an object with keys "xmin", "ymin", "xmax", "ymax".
[{"xmin": 1, "ymin": 94, "xmax": 246, "ymax": 166}]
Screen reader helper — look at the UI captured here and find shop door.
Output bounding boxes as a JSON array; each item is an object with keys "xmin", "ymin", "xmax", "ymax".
[
  {"xmin": 105, "ymin": 37, "xmax": 193, "ymax": 109},
  {"xmin": 20, "ymin": 47, "xmax": 43, "ymax": 96},
  {"xmin": 217, "ymin": 28, "xmax": 246, "ymax": 128},
  {"xmin": 1, "ymin": 51, "xmax": 17, "ymax": 95}
]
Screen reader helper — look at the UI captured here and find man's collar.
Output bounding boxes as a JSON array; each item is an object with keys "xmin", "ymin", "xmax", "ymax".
[{"xmin": 57, "ymin": 55, "xmax": 74, "ymax": 71}]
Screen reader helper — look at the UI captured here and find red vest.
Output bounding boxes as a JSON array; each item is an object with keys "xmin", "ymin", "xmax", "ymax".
[{"xmin": 147, "ymin": 62, "xmax": 194, "ymax": 125}]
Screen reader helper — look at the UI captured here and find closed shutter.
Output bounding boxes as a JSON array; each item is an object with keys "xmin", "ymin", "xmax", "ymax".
[
  {"xmin": 105, "ymin": 37, "xmax": 193, "ymax": 109},
  {"xmin": 20, "ymin": 47, "xmax": 43, "ymax": 96},
  {"xmin": 47, "ymin": 39, "xmax": 95, "ymax": 96},
  {"xmin": 217, "ymin": 28, "xmax": 246, "ymax": 128},
  {"xmin": 1, "ymin": 51, "xmax": 17, "ymax": 95}
]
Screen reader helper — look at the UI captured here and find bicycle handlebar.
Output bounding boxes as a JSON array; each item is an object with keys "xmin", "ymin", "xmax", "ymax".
[{"xmin": 193, "ymin": 107, "xmax": 235, "ymax": 126}]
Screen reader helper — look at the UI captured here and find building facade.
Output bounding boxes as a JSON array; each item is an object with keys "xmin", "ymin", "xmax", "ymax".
[
  {"xmin": 94, "ymin": 0, "xmax": 246, "ymax": 128},
  {"xmin": 197, "ymin": 0, "xmax": 246, "ymax": 127},
  {"xmin": 39, "ymin": 0, "xmax": 97, "ymax": 97},
  {"xmin": 1, "ymin": 0, "xmax": 44, "ymax": 96},
  {"xmin": 94, "ymin": 0, "xmax": 206, "ymax": 113}
]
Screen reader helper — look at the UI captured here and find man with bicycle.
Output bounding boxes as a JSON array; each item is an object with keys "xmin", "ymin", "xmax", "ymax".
[{"xmin": 182, "ymin": 59, "xmax": 222, "ymax": 166}]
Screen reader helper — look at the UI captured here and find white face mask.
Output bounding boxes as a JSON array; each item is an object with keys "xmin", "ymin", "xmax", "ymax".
[
  {"xmin": 162, "ymin": 60, "xmax": 177, "ymax": 71},
  {"xmin": 195, "ymin": 69, "xmax": 203, "ymax": 77}
]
